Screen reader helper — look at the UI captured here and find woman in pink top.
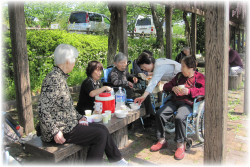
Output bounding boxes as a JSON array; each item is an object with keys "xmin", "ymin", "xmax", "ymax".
[{"xmin": 150, "ymin": 55, "xmax": 205, "ymax": 160}]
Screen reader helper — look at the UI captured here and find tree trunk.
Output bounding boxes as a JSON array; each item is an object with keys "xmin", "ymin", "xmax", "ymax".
[
  {"xmin": 8, "ymin": 2, "xmax": 34, "ymax": 134},
  {"xmin": 107, "ymin": 3, "xmax": 119, "ymax": 66},
  {"xmin": 150, "ymin": 3, "xmax": 164, "ymax": 57},
  {"xmin": 204, "ymin": 2, "xmax": 229, "ymax": 164},
  {"xmin": 117, "ymin": 3, "xmax": 128, "ymax": 57},
  {"xmin": 165, "ymin": 5, "xmax": 172, "ymax": 59},
  {"xmin": 183, "ymin": 11, "xmax": 191, "ymax": 47}
]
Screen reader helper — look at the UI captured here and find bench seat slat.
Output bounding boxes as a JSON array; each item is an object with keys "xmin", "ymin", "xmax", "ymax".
[{"xmin": 25, "ymin": 108, "xmax": 146, "ymax": 163}]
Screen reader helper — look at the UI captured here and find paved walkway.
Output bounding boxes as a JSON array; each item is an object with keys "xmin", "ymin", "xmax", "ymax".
[
  {"xmin": 114, "ymin": 82, "xmax": 249, "ymax": 166},
  {"xmin": 100, "ymin": 55, "xmax": 250, "ymax": 167}
]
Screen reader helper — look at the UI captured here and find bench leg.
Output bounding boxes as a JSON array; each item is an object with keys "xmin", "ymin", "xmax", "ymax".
[
  {"xmin": 228, "ymin": 75, "xmax": 238, "ymax": 90},
  {"xmin": 111, "ymin": 126, "xmax": 128, "ymax": 148},
  {"xmin": 57, "ymin": 147, "xmax": 89, "ymax": 167},
  {"xmin": 59, "ymin": 126, "xmax": 129, "ymax": 164}
]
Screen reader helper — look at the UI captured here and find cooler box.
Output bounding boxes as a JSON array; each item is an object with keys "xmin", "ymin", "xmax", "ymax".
[{"xmin": 95, "ymin": 93, "xmax": 115, "ymax": 113}]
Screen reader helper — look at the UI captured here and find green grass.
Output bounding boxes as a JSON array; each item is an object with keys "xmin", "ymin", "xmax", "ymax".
[
  {"xmin": 242, "ymin": 113, "xmax": 250, "ymax": 118},
  {"xmin": 227, "ymin": 109, "xmax": 241, "ymax": 121},
  {"xmin": 237, "ymin": 124, "xmax": 244, "ymax": 128}
]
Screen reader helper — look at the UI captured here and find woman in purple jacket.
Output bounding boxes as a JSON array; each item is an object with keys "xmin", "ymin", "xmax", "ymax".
[{"xmin": 150, "ymin": 55, "xmax": 205, "ymax": 160}]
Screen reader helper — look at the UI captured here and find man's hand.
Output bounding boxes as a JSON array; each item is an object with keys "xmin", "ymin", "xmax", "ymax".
[
  {"xmin": 54, "ymin": 131, "xmax": 66, "ymax": 144},
  {"xmin": 134, "ymin": 96, "xmax": 145, "ymax": 105},
  {"xmin": 79, "ymin": 117, "xmax": 89, "ymax": 126},
  {"xmin": 133, "ymin": 77, "xmax": 138, "ymax": 84},
  {"xmin": 128, "ymin": 82, "xmax": 134, "ymax": 88}
]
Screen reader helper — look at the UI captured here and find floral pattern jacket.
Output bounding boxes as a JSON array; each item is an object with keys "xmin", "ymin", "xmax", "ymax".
[{"xmin": 37, "ymin": 66, "xmax": 82, "ymax": 142}]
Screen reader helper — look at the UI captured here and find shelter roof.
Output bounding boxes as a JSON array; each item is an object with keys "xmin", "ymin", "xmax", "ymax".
[{"xmin": 149, "ymin": 0, "xmax": 246, "ymax": 26}]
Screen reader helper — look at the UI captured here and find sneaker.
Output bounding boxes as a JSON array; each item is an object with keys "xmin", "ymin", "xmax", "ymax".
[
  {"xmin": 117, "ymin": 158, "xmax": 129, "ymax": 166},
  {"xmin": 150, "ymin": 141, "xmax": 168, "ymax": 152},
  {"xmin": 174, "ymin": 146, "xmax": 185, "ymax": 160}
]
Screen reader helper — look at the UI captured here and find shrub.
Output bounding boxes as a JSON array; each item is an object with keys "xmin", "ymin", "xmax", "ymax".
[{"xmin": 2, "ymin": 30, "xmax": 108, "ymax": 101}]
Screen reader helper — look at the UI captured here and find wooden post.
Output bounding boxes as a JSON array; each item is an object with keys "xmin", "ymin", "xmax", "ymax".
[
  {"xmin": 191, "ymin": 13, "xmax": 197, "ymax": 56},
  {"xmin": 204, "ymin": 2, "xmax": 229, "ymax": 165},
  {"xmin": 233, "ymin": 26, "xmax": 236, "ymax": 49},
  {"xmin": 244, "ymin": 0, "xmax": 250, "ymax": 114},
  {"xmin": 165, "ymin": 5, "xmax": 172, "ymax": 59},
  {"xmin": 237, "ymin": 28, "xmax": 241, "ymax": 53},
  {"xmin": 8, "ymin": 2, "xmax": 34, "ymax": 134},
  {"xmin": 117, "ymin": 2, "xmax": 128, "ymax": 56},
  {"xmin": 242, "ymin": 29, "xmax": 245, "ymax": 51},
  {"xmin": 229, "ymin": 25, "xmax": 231, "ymax": 46}
]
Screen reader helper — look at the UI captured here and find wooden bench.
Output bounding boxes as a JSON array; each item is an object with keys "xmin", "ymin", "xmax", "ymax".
[
  {"xmin": 25, "ymin": 108, "xmax": 146, "ymax": 164},
  {"xmin": 228, "ymin": 73, "xmax": 242, "ymax": 90}
]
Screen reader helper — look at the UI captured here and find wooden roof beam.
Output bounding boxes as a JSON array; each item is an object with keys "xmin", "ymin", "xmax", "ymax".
[
  {"xmin": 229, "ymin": 21, "xmax": 246, "ymax": 30},
  {"xmin": 160, "ymin": 2, "xmax": 205, "ymax": 16}
]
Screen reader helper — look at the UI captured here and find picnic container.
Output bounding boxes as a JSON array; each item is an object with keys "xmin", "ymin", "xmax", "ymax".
[
  {"xmin": 92, "ymin": 114, "xmax": 103, "ymax": 122},
  {"xmin": 129, "ymin": 103, "xmax": 141, "ymax": 110},
  {"xmin": 115, "ymin": 110, "xmax": 128, "ymax": 118},
  {"xmin": 95, "ymin": 93, "xmax": 115, "ymax": 114}
]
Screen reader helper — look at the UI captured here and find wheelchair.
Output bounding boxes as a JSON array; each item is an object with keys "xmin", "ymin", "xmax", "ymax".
[
  {"xmin": 160, "ymin": 92, "xmax": 205, "ymax": 150},
  {"xmin": 100, "ymin": 61, "xmax": 157, "ymax": 129}
]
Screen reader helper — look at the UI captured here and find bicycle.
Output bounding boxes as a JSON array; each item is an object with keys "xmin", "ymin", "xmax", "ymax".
[{"xmin": 0, "ymin": 111, "xmax": 22, "ymax": 167}]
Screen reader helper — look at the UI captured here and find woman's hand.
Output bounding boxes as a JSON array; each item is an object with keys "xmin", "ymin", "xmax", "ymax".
[
  {"xmin": 133, "ymin": 77, "xmax": 138, "ymax": 84},
  {"xmin": 128, "ymin": 82, "xmax": 134, "ymax": 88},
  {"xmin": 54, "ymin": 131, "xmax": 66, "ymax": 144},
  {"xmin": 105, "ymin": 86, "xmax": 112, "ymax": 92},
  {"xmin": 134, "ymin": 96, "xmax": 145, "ymax": 105},
  {"xmin": 172, "ymin": 86, "xmax": 181, "ymax": 95},
  {"xmin": 180, "ymin": 87, "xmax": 189, "ymax": 95},
  {"xmin": 79, "ymin": 117, "xmax": 89, "ymax": 126}
]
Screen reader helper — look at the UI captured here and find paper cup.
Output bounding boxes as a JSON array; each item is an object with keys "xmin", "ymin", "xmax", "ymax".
[
  {"xmin": 102, "ymin": 113, "xmax": 109, "ymax": 124},
  {"xmin": 121, "ymin": 105, "xmax": 127, "ymax": 110},
  {"xmin": 178, "ymin": 85, "xmax": 185, "ymax": 90},
  {"xmin": 85, "ymin": 110, "xmax": 92, "ymax": 116},
  {"xmin": 105, "ymin": 110, "xmax": 112, "ymax": 120},
  {"xmin": 85, "ymin": 116, "xmax": 93, "ymax": 123}
]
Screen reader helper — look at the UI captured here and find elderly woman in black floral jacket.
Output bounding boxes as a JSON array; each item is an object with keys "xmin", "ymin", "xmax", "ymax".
[{"xmin": 37, "ymin": 44, "xmax": 128, "ymax": 165}]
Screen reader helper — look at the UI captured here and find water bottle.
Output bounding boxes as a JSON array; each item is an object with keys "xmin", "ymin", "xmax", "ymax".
[
  {"xmin": 115, "ymin": 87, "xmax": 125, "ymax": 110},
  {"xmin": 110, "ymin": 88, "xmax": 114, "ymax": 96}
]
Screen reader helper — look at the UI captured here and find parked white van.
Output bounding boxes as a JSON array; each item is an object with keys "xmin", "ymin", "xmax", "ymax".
[
  {"xmin": 134, "ymin": 15, "xmax": 165, "ymax": 35},
  {"xmin": 68, "ymin": 11, "xmax": 110, "ymax": 33}
]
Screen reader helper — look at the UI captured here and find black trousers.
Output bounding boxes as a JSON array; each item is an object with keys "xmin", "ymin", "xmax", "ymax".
[
  {"xmin": 126, "ymin": 89, "xmax": 155, "ymax": 115},
  {"xmin": 155, "ymin": 100, "xmax": 192, "ymax": 143},
  {"xmin": 63, "ymin": 124, "xmax": 122, "ymax": 165}
]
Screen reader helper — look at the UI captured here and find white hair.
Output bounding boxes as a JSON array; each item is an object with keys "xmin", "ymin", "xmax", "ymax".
[
  {"xmin": 54, "ymin": 44, "xmax": 79, "ymax": 65},
  {"xmin": 114, "ymin": 52, "xmax": 127, "ymax": 63},
  {"xmin": 182, "ymin": 46, "xmax": 190, "ymax": 51}
]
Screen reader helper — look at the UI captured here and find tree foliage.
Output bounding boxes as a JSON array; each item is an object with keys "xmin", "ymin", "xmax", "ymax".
[
  {"xmin": 2, "ymin": 4, "xmax": 9, "ymax": 26},
  {"xmin": 2, "ymin": 1, "xmax": 110, "ymax": 28}
]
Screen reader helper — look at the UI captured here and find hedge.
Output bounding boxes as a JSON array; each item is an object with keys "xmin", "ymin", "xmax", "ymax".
[{"xmin": 2, "ymin": 30, "xmax": 186, "ymax": 101}]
